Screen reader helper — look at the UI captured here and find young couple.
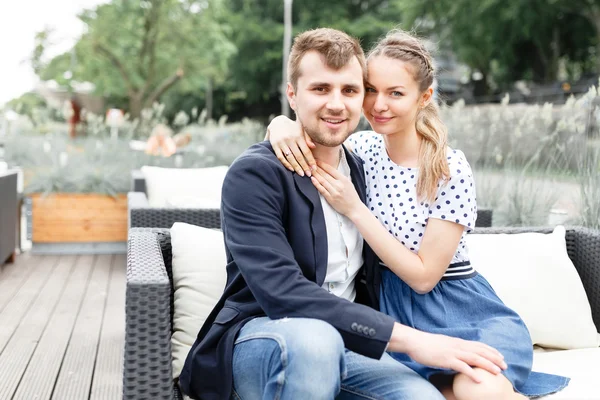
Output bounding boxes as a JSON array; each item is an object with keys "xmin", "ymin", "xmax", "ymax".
[{"xmin": 179, "ymin": 28, "xmax": 569, "ymax": 400}]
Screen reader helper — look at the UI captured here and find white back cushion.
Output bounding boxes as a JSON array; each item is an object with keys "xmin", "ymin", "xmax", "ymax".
[
  {"xmin": 141, "ymin": 165, "xmax": 228, "ymax": 208},
  {"xmin": 467, "ymin": 226, "xmax": 599, "ymax": 349},
  {"xmin": 170, "ymin": 222, "xmax": 227, "ymax": 378}
]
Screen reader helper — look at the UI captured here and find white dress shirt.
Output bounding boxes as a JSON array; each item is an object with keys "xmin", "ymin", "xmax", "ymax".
[{"xmin": 319, "ymin": 149, "xmax": 364, "ymax": 302}]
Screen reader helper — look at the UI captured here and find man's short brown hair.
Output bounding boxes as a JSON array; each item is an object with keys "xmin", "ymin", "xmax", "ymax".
[{"xmin": 287, "ymin": 28, "xmax": 366, "ymax": 88}]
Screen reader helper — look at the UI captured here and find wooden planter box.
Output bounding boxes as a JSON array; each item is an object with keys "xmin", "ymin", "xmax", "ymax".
[{"xmin": 29, "ymin": 193, "xmax": 128, "ymax": 244}]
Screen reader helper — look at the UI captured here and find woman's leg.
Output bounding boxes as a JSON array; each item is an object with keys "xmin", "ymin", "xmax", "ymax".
[{"xmin": 452, "ymin": 368, "xmax": 527, "ymax": 400}]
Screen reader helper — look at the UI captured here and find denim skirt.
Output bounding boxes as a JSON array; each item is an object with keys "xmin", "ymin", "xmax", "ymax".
[{"xmin": 379, "ymin": 267, "xmax": 570, "ymax": 397}]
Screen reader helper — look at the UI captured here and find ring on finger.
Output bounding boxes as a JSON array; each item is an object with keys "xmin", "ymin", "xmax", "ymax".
[{"xmin": 283, "ymin": 149, "xmax": 291, "ymax": 156}]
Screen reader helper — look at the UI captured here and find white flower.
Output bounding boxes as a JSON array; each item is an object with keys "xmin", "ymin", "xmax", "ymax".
[{"xmin": 43, "ymin": 141, "xmax": 51, "ymax": 153}]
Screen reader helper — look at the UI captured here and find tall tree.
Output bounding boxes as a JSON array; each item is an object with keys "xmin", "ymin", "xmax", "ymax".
[
  {"xmin": 38, "ymin": 0, "xmax": 235, "ymax": 118},
  {"xmin": 399, "ymin": 0, "xmax": 597, "ymax": 92}
]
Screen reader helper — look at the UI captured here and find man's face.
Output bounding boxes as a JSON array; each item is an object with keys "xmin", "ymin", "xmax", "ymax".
[{"xmin": 287, "ymin": 51, "xmax": 364, "ymax": 147}]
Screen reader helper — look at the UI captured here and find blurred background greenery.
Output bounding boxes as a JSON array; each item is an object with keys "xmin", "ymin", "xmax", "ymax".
[{"xmin": 1, "ymin": 0, "xmax": 600, "ymax": 228}]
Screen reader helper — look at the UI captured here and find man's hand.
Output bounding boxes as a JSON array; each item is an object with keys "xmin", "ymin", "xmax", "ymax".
[{"xmin": 388, "ymin": 323, "xmax": 507, "ymax": 383}]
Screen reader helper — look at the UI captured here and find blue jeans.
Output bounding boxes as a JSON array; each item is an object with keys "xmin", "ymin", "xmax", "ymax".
[{"xmin": 231, "ymin": 317, "xmax": 444, "ymax": 400}]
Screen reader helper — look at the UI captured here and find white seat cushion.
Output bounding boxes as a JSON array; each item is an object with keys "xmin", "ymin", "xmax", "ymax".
[
  {"xmin": 533, "ymin": 348, "xmax": 600, "ymax": 399},
  {"xmin": 467, "ymin": 226, "xmax": 599, "ymax": 349},
  {"xmin": 141, "ymin": 165, "xmax": 228, "ymax": 208},
  {"xmin": 170, "ymin": 222, "xmax": 227, "ymax": 379}
]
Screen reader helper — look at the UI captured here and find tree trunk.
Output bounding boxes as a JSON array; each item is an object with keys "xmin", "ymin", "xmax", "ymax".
[
  {"xmin": 129, "ymin": 93, "xmax": 144, "ymax": 120},
  {"xmin": 550, "ymin": 25, "xmax": 560, "ymax": 82},
  {"xmin": 205, "ymin": 77, "xmax": 213, "ymax": 121}
]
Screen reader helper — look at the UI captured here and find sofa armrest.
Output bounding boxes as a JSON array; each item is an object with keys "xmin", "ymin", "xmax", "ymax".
[
  {"xmin": 124, "ymin": 228, "xmax": 174, "ymax": 400},
  {"xmin": 569, "ymin": 227, "xmax": 600, "ymax": 330},
  {"xmin": 128, "ymin": 192, "xmax": 221, "ymax": 230},
  {"xmin": 475, "ymin": 208, "xmax": 493, "ymax": 228}
]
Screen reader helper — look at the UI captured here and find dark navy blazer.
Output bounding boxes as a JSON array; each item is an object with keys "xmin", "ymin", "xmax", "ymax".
[{"xmin": 179, "ymin": 142, "xmax": 396, "ymax": 400}]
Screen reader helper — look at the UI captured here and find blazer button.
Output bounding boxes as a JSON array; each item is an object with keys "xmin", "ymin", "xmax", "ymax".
[
  {"xmin": 368, "ymin": 328, "xmax": 376, "ymax": 337},
  {"xmin": 351, "ymin": 323, "xmax": 358, "ymax": 332},
  {"xmin": 362, "ymin": 326, "xmax": 370, "ymax": 335}
]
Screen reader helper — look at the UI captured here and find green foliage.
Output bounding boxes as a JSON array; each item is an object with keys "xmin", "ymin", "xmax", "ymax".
[
  {"xmin": 4, "ymin": 93, "xmax": 49, "ymax": 123},
  {"xmin": 37, "ymin": 0, "xmax": 236, "ymax": 117},
  {"xmin": 399, "ymin": 0, "xmax": 598, "ymax": 91}
]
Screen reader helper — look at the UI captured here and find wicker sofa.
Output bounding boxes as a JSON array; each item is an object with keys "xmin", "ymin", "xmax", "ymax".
[
  {"xmin": 124, "ymin": 226, "xmax": 600, "ymax": 399},
  {"xmin": 0, "ymin": 169, "xmax": 18, "ymax": 265},
  {"xmin": 128, "ymin": 169, "xmax": 493, "ymax": 229},
  {"xmin": 128, "ymin": 170, "xmax": 221, "ymax": 229}
]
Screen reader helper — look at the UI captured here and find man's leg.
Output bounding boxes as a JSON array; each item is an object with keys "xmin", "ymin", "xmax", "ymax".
[
  {"xmin": 232, "ymin": 317, "xmax": 346, "ymax": 400},
  {"xmin": 337, "ymin": 351, "xmax": 445, "ymax": 400}
]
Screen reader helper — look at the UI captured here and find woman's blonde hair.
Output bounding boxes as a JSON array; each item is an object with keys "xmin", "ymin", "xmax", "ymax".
[{"xmin": 367, "ymin": 29, "xmax": 450, "ymax": 202}]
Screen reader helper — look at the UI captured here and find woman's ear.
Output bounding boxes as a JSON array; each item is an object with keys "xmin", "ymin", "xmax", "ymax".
[{"xmin": 421, "ymin": 86, "xmax": 434, "ymax": 108}]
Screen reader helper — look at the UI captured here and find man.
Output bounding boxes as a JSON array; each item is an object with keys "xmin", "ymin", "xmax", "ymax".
[{"xmin": 179, "ymin": 28, "xmax": 505, "ymax": 400}]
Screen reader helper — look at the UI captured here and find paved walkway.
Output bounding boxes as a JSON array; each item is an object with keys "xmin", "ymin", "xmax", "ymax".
[{"xmin": 0, "ymin": 253, "xmax": 124, "ymax": 400}]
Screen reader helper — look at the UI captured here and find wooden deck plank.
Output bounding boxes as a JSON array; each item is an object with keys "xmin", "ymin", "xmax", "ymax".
[
  {"xmin": 0, "ymin": 253, "xmax": 36, "ymax": 315},
  {"xmin": 0, "ymin": 255, "xmax": 60, "ymax": 355},
  {"xmin": 0, "ymin": 255, "xmax": 77, "ymax": 399},
  {"xmin": 51, "ymin": 254, "xmax": 112, "ymax": 400},
  {"xmin": 12, "ymin": 255, "xmax": 95, "ymax": 400},
  {"xmin": 90, "ymin": 254, "xmax": 125, "ymax": 400}
]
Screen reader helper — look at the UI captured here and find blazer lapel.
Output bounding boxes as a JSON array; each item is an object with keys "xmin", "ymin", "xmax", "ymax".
[{"xmin": 293, "ymin": 174, "xmax": 328, "ymax": 285}]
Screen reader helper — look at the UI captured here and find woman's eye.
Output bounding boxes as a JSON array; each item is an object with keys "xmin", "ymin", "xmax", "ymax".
[
  {"xmin": 366, "ymin": 87, "xmax": 376, "ymax": 93},
  {"xmin": 391, "ymin": 91, "xmax": 403, "ymax": 97}
]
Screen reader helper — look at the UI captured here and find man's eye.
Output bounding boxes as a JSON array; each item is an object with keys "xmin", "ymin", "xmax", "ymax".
[{"xmin": 313, "ymin": 87, "xmax": 325, "ymax": 92}]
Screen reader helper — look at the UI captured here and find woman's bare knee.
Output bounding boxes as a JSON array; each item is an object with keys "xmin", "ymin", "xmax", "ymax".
[{"xmin": 452, "ymin": 368, "xmax": 518, "ymax": 400}]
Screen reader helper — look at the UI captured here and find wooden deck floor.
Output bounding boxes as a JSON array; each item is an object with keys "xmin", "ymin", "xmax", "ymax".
[{"xmin": 0, "ymin": 253, "xmax": 124, "ymax": 400}]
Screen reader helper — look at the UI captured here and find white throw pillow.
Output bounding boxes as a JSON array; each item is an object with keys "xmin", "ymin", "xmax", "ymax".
[
  {"xmin": 170, "ymin": 222, "xmax": 227, "ymax": 379},
  {"xmin": 165, "ymin": 195, "xmax": 220, "ymax": 209},
  {"xmin": 141, "ymin": 165, "xmax": 228, "ymax": 208},
  {"xmin": 467, "ymin": 226, "xmax": 599, "ymax": 349}
]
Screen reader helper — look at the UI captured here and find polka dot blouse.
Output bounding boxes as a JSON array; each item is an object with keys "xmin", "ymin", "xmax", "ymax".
[{"xmin": 346, "ymin": 131, "xmax": 477, "ymax": 263}]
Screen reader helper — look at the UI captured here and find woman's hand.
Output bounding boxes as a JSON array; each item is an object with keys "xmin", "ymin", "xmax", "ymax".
[
  {"xmin": 310, "ymin": 160, "xmax": 364, "ymax": 217},
  {"xmin": 266, "ymin": 116, "xmax": 317, "ymax": 177}
]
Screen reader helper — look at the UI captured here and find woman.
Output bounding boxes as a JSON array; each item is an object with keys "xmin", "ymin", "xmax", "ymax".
[{"xmin": 267, "ymin": 29, "xmax": 569, "ymax": 400}]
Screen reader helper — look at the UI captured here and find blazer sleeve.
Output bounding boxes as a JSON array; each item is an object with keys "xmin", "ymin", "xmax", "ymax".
[{"xmin": 221, "ymin": 155, "xmax": 395, "ymax": 359}]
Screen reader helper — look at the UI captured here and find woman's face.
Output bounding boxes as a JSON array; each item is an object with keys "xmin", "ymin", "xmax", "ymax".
[{"xmin": 362, "ymin": 56, "xmax": 429, "ymax": 136}]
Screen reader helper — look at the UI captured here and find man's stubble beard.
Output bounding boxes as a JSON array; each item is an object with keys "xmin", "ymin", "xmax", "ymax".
[{"xmin": 301, "ymin": 119, "xmax": 358, "ymax": 148}]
